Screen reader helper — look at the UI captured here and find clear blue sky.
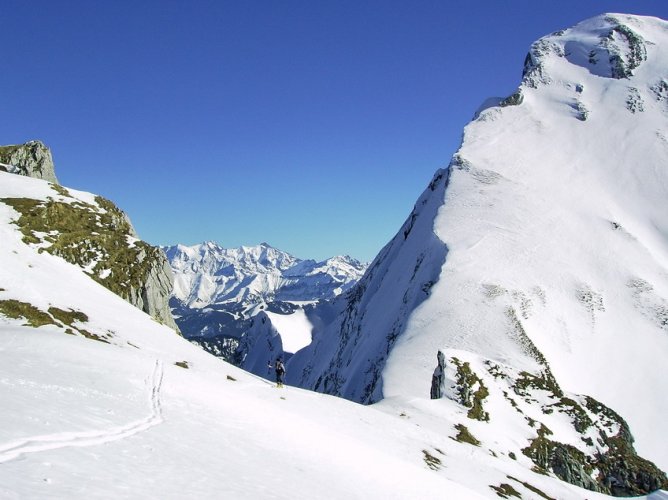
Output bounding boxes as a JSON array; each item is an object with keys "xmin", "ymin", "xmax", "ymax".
[{"xmin": 2, "ymin": 1, "xmax": 667, "ymax": 261}]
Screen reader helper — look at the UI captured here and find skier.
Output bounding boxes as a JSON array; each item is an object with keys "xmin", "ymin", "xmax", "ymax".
[{"xmin": 273, "ymin": 358, "xmax": 286, "ymax": 388}]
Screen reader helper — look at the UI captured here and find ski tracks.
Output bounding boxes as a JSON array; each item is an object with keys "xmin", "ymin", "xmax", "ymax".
[{"xmin": 0, "ymin": 359, "xmax": 164, "ymax": 463}]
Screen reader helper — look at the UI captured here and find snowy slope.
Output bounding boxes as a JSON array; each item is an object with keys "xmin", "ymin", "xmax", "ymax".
[
  {"xmin": 389, "ymin": 13, "xmax": 668, "ymax": 469},
  {"xmin": 266, "ymin": 308, "xmax": 313, "ymax": 353},
  {"xmin": 0, "ymin": 173, "xmax": 631, "ymax": 499},
  {"xmin": 285, "ymin": 13, "xmax": 668, "ymax": 490}
]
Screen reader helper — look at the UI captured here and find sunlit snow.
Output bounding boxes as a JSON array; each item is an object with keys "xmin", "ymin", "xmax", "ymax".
[{"xmin": 266, "ymin": 309, "xmax": 313, "ymax": 353}]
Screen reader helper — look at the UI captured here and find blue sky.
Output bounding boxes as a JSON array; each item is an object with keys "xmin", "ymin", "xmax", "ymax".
[{"xmin": 2, "ymin": 1, "xmax": 667, "ymax": 261}]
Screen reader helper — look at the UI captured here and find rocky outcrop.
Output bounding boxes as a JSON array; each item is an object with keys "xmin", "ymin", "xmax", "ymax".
[
  {"xmin": 432, "ymin": 349, "xmax": 668, "ymax": 496},
  {"xmin": 0, "ymin": 140, "xmax": 58, "ymax": 184},
  {"xmin": 89, "ymin": 197, "xmax": 179, "ymax": 331},
  {"xmin": 603, "ymin": 22, "xmax": 647, "ymax": 79},
  {"xmin": 522, "ymin": 16, "xmax": 649, "ymax": 88},
  {"xmin": 521, "ymin": 408, "xmax": 668, "ymax": 496},
  {"xmin": 124, "ymin": 244, "xmax": 180, "ymax": 332},
  {"xmin": 1, "ymin": 183, "xmax": 180, "ymax": 334}
]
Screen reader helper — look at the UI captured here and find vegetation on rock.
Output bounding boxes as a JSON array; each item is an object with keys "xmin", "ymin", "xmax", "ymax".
[
  {"xmin": 520, "ymin": 392, "xmax": 668, "ymax": 495},
  {"xmin": 490, "ymin": 483, "xmax": 521, "ymax": 498},
  {"xmin": 0, "ymin": 299, "xmax": 110, "ymax": 343},
  {"xmin": 506, "ymin": 476, "xmax": 555, "ymax": 500},
  {"xmin": 451, "ymin": 357, "xmax": 490, "ymax": 421},
  {"xmin": 453, "ymin": 423, "xmax": 480, "ymax": 446},
  {"xmin": 422, "ymin": 449, "xmax": 442, "ymax": 471},
  {"xmin": 1, "ymin": 191, "xmax": 177, "ymax": 330},
  {"xmin": 502, "ymin": 314, "xmax": 668, "ymax": 496},
  {"xmin": 0, "ymin": 299, "xmax": 57, "ymax": 327}
]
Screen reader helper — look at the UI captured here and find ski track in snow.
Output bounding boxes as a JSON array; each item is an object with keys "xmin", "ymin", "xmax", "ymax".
[{"xmin": 0, "ymin": 360, "xmax": 164, "ymax": 463}]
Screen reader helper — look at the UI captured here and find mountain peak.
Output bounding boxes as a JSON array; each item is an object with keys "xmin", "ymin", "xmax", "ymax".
[
  {"xmin": 520, "ymin": 13, "xmax": 663, "ymax": 90},
  {"xmin": 284, "ymin": 12, "xmax": 668, "ymax": 482}
]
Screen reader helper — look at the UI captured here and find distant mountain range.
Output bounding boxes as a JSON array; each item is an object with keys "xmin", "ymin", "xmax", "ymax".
[
  {"xmin": 164, "ymin": 241, "xmax": 366, "ymax": 309},
  {"xmin": 162, "ymin": 241, "xmax": 366, "ymax": 358}
]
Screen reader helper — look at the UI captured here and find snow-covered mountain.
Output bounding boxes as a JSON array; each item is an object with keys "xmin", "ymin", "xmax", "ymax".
[
  {"xmin": 1, "ymin": 169, "xmax": 643, "ymax": 500},
  {"xmin": 162, "ymin": 241, "xmax": 366, "ymax": 360},
  {"xmin": 238, "ymin": 13, "xmax": 668, "ymax": 495}
]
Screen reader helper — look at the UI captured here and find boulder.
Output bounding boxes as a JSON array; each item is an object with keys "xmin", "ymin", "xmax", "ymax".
[{"xmin": 0, "ymin": 140, "xmax": 58, "ymax": 184}]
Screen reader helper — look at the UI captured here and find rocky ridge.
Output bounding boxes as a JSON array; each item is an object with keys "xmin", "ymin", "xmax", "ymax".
[{"xmin": 0, "ymin": 142, "xmax": 178, "ymax": 332}]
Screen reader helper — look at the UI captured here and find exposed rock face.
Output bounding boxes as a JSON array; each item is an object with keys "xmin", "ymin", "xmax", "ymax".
[
  {"xmin": 0, "ymin": 140, "xmax": 59, "ymax": 184},
  {"xmin": 88, "ymin": 198, "xmax": 178, "ymax": 331},
  {"xmin": 603, "ymin": 22, "xmax": 647, "ymax": 79},
  {"xmin": 441, "ymin": 351, "xmax": 668, "ymax": 496},
  {"xmin": 125, "ymin": 244, "xmax": 180, "ymax": 332},
  {"xmin": 430, "ymin": 350, "xmax": 446, "ymax": 399},
  {"xmin": 522, "ymin": 15, "xmax": 648, "ymax": 89}
]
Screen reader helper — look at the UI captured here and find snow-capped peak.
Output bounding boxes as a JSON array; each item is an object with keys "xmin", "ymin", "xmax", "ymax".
[
  {"xmin": 281, "ymin": 14, "xmax": 668, "ymax": 485},
  {"xmin": 163, "ymin": 241, "xmax": 366, "ymax": 309}
]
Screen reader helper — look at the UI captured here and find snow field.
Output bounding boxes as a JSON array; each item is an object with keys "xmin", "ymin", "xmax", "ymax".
[{"xmin": 266, "ymin": 308, "xmax": 313, "ymax": 353}]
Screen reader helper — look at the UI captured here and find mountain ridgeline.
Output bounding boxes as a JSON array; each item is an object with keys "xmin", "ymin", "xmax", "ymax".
[{"xmin": 240, "ymin": 14, "xmax": 668, "ymax": 495}]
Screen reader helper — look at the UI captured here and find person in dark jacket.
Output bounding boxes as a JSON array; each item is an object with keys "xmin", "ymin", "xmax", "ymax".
[{"xmin": 274, "ymin": 358, "xmax": 286, "ymax": 388}]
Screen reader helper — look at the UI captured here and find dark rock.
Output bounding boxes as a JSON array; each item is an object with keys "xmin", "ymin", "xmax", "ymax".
[
  {"xmin": 430, "ymin": 350, "xmax": 446, "ymax": 399},
  {"xmin": 522, "ymin": 396, "xmax": 668, "ymax": 496},
  {"xmin": 603, "ymin": 22, "xmax": 647, "ymax": 79},
  {"xmin": 500, "ymin": 90, "xmax": 524, "ymax": 107}
]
